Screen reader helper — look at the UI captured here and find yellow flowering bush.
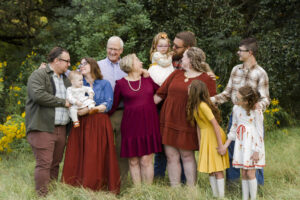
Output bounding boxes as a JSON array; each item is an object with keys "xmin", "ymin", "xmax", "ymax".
[
  {"xmin": 0, "ymin": 113, "xmax": 27, "ymax": 159},
  {"xmin": 264, "ymin": 98, "xmax": 294, "ymax": 132}
]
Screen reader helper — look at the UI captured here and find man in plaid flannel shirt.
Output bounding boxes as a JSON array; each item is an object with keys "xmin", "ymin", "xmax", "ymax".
[{"xmin": 211, "ymin": 38, "xmax": 270, "ymax": 186}]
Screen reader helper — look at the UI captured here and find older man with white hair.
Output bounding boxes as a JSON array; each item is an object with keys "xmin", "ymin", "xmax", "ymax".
[{"xmin": 97, "ymin": 36, "xmax": 128, "ymax": 185}]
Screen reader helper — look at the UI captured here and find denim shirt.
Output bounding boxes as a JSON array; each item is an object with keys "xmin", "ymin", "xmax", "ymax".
[{"xmin": 83, "ymin": 78, "xmax": 113, "ymax": 112}]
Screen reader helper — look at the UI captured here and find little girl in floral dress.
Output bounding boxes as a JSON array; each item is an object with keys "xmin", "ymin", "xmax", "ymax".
[
  {"xmin": 222, "ymin": 85, "xmax": 265, "ymax": 200},
  {"xmin": 148, "ymin": 32, "xmax": 174, "ymax": 86}
]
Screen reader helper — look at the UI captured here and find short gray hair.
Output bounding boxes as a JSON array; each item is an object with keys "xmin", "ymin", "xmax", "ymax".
[{"xmin": 107, "ymin": 36, "xmax": 124, "ymax": 48}]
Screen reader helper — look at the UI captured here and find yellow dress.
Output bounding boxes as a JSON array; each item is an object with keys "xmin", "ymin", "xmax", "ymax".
[{"xmin": 194, "ymin": 102, "xmax": 229, "ymax": 173}]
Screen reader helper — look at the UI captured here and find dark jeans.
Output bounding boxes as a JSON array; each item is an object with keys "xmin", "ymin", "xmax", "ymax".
[
  {"xmin": 27, "ymin": 125, "xmax": 66, "ymax": 196},
  {"xmin": 226, "ymin": 113, "xmax": 264, "ymax": 185},
  {"xmin": 154, "ymin": 146, "xmax": 186, "ymax": 183}
]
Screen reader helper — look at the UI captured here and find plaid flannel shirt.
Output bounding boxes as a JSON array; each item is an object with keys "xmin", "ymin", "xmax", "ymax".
[
  {"xmin": 211, "ymin": 64, "xmax": 270, "ymax": 110},
  {"xmin": 52, "ymin": 71, "xmax": 70, "ymax": 125}
]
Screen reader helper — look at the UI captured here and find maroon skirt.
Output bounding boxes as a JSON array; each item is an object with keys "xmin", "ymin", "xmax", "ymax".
[{"xmin": 61, "ymin": 113, "xmax": 120, "ymax": 194}]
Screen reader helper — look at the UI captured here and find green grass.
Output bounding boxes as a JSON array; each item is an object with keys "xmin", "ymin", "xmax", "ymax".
[{"xmin": 0, "ymin": 127, "xmax": 300, "ymax": 200}]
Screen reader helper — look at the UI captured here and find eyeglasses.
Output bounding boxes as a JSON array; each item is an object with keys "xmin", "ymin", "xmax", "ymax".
[
  {"xmin": 157, "ymin": 45, "xmax": 169, "ymax": 48},
  {"xmin": 173, "ymin": 44, "xmax": 185, "ymax": 49},
  {"xmin": 107, "ymin": 47, "xmax": 122, "ymax": 51},
  {"xmin": 78, "ymin": 61, "xmax": 88, "ymax": 68},
  {"xmin": 238, "ymin": 49, "xmax": 249, "ymax": 52},
  {"xmin": 59, "ymin": 58, "xmax": 71, "ymax": 63}
]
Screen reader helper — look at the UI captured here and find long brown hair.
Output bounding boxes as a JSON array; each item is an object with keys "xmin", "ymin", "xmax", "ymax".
[
  {"xmin": 186, "ymin": 80, "xmax": 221, "ymax": 126},
  {"xmin": 238, "ymin": 86, "xmax": 259, "ymax": 116},
  {"xmin": 83, "ymin": 57, "xmax": 103, "ymax": 80}
]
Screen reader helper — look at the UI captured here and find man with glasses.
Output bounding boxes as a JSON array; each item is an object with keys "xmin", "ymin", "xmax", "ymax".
[
  {"xmin": 26, "ymin": 47, "xmax": 71, "ymax": 196},
  {"xmin": 172, "ymin": 31, "xmax": 197, "ymax": 69},
  {"xmin": 97, "ymin": 36, "xmax": 128, "ymax": 185},
  {"xmin": 211, "ymin": 38, "xmax": 270, "ymax": 186}
]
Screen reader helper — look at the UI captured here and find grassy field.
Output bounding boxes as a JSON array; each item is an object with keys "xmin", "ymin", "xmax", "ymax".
[{"xmin": 0, "ymin": 127, "xmax": 299, "ymax": 200}]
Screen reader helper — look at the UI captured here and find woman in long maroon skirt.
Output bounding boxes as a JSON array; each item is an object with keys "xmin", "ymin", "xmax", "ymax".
[{"xmin": 62, "ymin": 57, "xmax": 120, "ymax": 193}]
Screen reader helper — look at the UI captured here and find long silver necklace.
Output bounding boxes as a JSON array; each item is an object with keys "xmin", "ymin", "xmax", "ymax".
[{"xmin": 127, "ymin": 78, "xmax": 141, "ymax": 92}]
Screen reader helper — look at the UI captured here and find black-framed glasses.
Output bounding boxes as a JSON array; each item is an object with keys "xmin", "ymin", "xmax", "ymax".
[
  {"xmin": 238, "ymin": 49, "xmax": 249, "ymax": 52},
  {"xmin": 173, "ymin": 44, "xmax": 185, "ymax": 49},
  {"xmin": 78, "ymin": 61, "xmax": 88, "ymax": 68},
  {"xmin": 59, "ymin": 58, "xmax": 71, "ymax": 63}
]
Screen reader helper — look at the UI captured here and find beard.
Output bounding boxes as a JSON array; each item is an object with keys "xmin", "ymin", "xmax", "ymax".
[{"xmin": 172, "ymin": 52, "xmax": 183, "ymax": 61}]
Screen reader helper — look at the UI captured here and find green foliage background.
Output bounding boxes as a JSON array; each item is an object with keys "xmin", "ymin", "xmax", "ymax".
[{"xmin": 0, "ymin": 0, "xmax": 299, "ymax": 122}]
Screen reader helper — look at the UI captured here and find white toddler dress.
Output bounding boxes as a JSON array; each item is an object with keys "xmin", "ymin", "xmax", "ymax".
[{"xmin": 228, "ymin": 105, "xmax": 265, "ymax": 169}]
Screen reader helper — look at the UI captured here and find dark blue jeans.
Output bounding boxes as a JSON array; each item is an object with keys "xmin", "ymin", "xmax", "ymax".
[
  {"xmin": 226, "ymin": 113, "xmax": 264, "ymax": 185},
  {"xmin": 154, "ymin": 146, "xmax": 186, "ymax": 183}
]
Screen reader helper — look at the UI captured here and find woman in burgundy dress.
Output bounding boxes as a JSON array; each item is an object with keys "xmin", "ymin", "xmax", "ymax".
[
  {"xmin": 154, "ymin": 47, "xmax": 216, "ymax": 186},
  {"xmin": 109, "ymin": 54, "xmax": 162, "ymax": 185},
  {"xmin": 62, "ymin": 57, "xmax": 120, "ymax": 193}
]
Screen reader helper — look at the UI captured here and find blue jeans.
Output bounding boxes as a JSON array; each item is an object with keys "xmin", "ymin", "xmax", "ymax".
[
  {"xmin": 226, "ymin": 113, "xmax": 264, "ymax": 185},
  {"xmin": 154, "ymin": 146, "xmax": 186, "ymax": 183}
]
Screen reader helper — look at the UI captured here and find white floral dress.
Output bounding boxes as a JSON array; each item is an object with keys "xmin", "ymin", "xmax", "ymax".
[{"xmin": 228, "ymin": 105, "xmax": 265, "ymax": 169}]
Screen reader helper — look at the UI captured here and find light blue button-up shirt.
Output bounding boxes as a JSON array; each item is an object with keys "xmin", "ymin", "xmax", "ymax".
[{"xmin": 97, "ymin": 57, "xmax": 127, "ymax": 90}]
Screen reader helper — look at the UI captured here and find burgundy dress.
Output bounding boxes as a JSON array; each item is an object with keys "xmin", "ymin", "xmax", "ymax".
[
  {"xmin": 110, "ymin": 77, "xmax": 162, "ymax": 157},
  {"xmin": 156, "ymin": 70, "xmax": 216, "ymax": 150}
]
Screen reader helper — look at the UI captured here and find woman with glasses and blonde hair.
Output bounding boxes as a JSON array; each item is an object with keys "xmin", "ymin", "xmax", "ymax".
[{"xmin": 62, "ymin": 57, "xmax": 120, "ymax": 194}]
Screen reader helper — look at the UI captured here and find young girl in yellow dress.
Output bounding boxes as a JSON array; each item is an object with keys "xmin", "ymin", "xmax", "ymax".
[{"xmin": 187, "ymin": 80, "xmax": 229, "ymax": 198}]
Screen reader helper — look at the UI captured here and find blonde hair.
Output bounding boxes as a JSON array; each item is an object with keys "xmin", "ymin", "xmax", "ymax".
[
  {"xmin": 149, "ymin": 32, "xmax": 172, "ymax": 61},
  {"xmin": 186, "ymin": 47, "xmax": 212, "ymax": 73},
  {"xmin": 68, "ymin": 70, "xmax": 82, "ymax": 81},
  {"xmin": 120, "ymin": 54, "xmax": 136, "ymax": 73}
]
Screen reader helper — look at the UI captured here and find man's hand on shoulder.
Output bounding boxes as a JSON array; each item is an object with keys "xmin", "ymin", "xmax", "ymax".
[
  {"xmin": 207, "ymin": 71, "xmax": 216, "ymax": 80},
  {"xmin": 39, "ymin": 62, "xmax": 47, "ymax": 69}
]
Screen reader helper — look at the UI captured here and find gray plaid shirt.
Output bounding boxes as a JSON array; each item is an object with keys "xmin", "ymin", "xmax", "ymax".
[
  {"xmin": 211, "ymin": 64, "xmax": 270, "ymax": 110},
  {"xmin": 50, "ymin": 67, "xmax": 70, "ymax": 125}
]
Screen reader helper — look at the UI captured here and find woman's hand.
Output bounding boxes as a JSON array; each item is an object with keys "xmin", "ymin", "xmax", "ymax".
[
  {"xmin": 153, "ymin": 94, "xmax": 162, "ymax": 104},
  {"xmin": 96, "ymin": 104, "xmax": 107, "ymax": 113},
  {"xmin": 78, "ymin": 107, "xmax": 89, "ymax": 116},
  {"xmin": 251, "ymin": 152, "xmax": 260, "ymax": 163}
]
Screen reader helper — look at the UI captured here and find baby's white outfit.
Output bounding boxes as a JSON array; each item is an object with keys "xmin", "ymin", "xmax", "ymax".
[
  {"xmin": 148, "ymin": 52, "xmax": 174, "ymax": 86},
  {"xmin": 228, "ymin": 105, "xmax": 265, "ymax": 169},
  {"xmin": 66, "ymin": 86, "xmax": 96, "ymax": 122}
]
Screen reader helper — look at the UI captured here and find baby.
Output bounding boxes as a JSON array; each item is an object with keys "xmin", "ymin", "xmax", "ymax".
[{"xmin": 67, "ymin": 71, "xmax": 97, "ymax": 127}]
